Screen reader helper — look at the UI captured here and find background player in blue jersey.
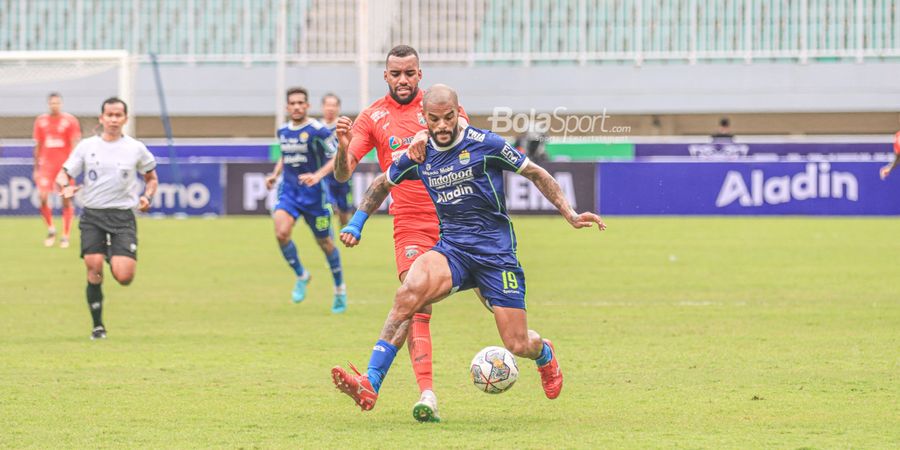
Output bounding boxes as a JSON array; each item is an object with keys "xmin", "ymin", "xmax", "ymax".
[
  {"xmin": 317, "ymin": 93, "xmax": 354, "ymax": 228},
  {"xmin": 330, "ymin": 85, "xmax": 606, "ymax": 412},
  {"xmin": 264, "ymin": 87, "xmax": 347, "ymax": 313}
]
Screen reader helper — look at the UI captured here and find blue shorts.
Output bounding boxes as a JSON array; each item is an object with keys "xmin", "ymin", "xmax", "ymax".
[
  {"xmin": 324, "ymin": 176, "xmax": 353, "ymax": 212},
  {"xmin": 274, "ymin": 194, "xmax": 332, "ymax": 239},
  {"xmin": 432, "ymin": 240, "xmax": 526, "ymax": 310}
]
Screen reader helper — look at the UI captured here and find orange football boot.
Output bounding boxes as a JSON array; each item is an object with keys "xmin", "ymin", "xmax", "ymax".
[{"xmin": 331, "ymin": 363, "xmax": 378, "ymax": 411}]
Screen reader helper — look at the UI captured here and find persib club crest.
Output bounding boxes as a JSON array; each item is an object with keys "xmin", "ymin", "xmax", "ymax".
[
  {"xmin": 389, "ymin": 136, "xmax": 401, "ymax": 150},
  {"xmin": 299, "ymin": 131, "xmax": 309, "ymax": 142},
  {"xmin": 459, "ymin": 149, "xmax": 471, "ymax": 164}
]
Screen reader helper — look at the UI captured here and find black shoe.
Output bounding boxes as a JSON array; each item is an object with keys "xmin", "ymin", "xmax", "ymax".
[{"xmin": 91, "ymin": 325, "xmax": 107, "ymax": 340}]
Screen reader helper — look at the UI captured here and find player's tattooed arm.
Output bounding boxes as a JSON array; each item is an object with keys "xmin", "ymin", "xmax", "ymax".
[
  {"xmin": 334, "ymin": 116, "xmax": 358, "ymax": 182},
  {"xmin": 520, "ymin": 162, "xmax": 607, "ymax": 231},
  {"xmin": 357, "ymin": 173, "xmax": 394, "ymax": 215}
]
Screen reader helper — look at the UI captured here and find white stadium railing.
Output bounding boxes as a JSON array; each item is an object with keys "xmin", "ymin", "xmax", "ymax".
[{"xmin": 1, "ymin": 0, "xmax": 898, "ymax": 64}]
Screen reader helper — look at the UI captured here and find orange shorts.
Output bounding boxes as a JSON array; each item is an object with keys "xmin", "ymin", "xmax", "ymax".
[
  {"xmin": 35, "ymin": 160, "xmax": 64, "ymax": 193},
  {"xmin": 392, "ymin": 213, "xmax": 440, "ymax": 279}
]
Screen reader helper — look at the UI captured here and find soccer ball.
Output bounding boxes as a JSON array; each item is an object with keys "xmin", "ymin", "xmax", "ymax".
[{"xmin": 470, "ymin": 346, "xmax": 519, "ymax": 394}]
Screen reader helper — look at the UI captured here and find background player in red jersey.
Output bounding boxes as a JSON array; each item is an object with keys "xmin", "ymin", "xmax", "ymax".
[
  {"xmin": 332, "ymin": 45, "xmax": 469, "ymax": 423},
  {"xmin": 33, "ymin": 92, "xmax": 82, "ymax": 247},
  {"xmin": 878, "ymin": 120, "xmax": 900, "ymax": 180}
]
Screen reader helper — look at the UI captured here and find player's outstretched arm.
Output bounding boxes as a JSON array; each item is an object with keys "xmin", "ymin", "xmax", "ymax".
[
  {"xmin": 339, "ymin": 172, "xmax": 395, "ymax": 247},
  {"xmin": 520, "ymin": 162, "xmax": 607, "ymax": 231},
  {"xmin": 334, "ymin": 116, "xmax": 360, "ymax": 183}
]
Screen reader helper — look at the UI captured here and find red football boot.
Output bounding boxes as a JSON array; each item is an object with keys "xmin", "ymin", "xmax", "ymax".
[
  {"xmin": 537, "ymin": 339, "xmax": 563, "ymax": 399},
  {"xmin": 331, "ymin": 363, "xmax": 378, "ymax": 411}
]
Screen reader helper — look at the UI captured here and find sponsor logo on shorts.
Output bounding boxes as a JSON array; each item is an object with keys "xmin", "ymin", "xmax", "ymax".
[
  {"xmin": 405, "ymin": 245, "xmax": 420, "ymax": 259},
  {"xmin": 129, "ymin": 243, "xmax": 137, "ymax": 253}
]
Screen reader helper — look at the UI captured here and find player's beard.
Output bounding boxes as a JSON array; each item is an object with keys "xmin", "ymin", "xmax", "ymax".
[
  {"xmin": 429, "ymin": 125, "xmax": 459, "ymax": 147},
  {"xmin": 390, "ymin": 86, "xmax": 418, "ymax": 105}
]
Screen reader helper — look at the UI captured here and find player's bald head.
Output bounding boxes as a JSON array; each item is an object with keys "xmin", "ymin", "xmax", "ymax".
[{"xmin": 423, "ymin": 84, "xmax": 459, "ymax": 112}]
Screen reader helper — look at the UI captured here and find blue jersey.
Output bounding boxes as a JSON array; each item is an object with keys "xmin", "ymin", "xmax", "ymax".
[
  {"xmin": 387, "ymin": 127, "xmax": 529, "ymax": 256},
  {"xmin": 276, "ymin": 119, "xmax": 337, "ymax": 204}
]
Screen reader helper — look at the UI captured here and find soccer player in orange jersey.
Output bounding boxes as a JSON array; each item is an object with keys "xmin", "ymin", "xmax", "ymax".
[
  {"xmin": 879, "ymin": 121, "xmax": 900, "ymax": 180},
  {"xmin": 33, "ymin": 92, "xmax": 82, "ymax": 248},
  {"xmin": 332, "ymin": 45, "xmax": 470, "ymax": 423}
]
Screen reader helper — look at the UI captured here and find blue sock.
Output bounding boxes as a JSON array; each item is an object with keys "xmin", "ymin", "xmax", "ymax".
[
  {"xmin": 279, "ymin": 241, "xmax": 305, "ymax": 276},
  {"xmin": 535, "ymin": 342, "xmax": 553, "ymax": 366},
  {"xmin": 366, "ymin": 339, "xmax": 398, "ymax": 393},
  {"xmin": 326, "ymin": 248, "xmax": 343, "ymax": 287}
]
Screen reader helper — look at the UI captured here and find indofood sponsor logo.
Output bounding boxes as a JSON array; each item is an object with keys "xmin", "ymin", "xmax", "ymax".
[
  {"xmin": 428, "ymin": 167, "xmax": 474, "ymax": 189},
  {"xmin": 716, "ymin": 162, "xmax": 858, "ymax": 207}
]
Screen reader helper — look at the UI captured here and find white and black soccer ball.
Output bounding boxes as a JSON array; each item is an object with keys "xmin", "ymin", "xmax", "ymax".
[{"xmin": 470, "ymin": 346, "xmax": 518, "ymax": 394}]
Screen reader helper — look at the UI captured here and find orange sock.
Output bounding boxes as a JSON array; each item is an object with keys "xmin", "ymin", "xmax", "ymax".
[
  {"xmin": 408, "ymin": 312, "xmax": 433, "ymax": 392},
  {"xmin": 62, "ymin": 206, "xmax": 74, "ymax": 238},
  {"xmin": 40, "ymin": 205, "xmax": 54, "ymax": 229}
]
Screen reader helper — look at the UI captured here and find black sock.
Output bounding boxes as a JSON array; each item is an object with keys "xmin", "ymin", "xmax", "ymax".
[{"xmin": 86, "ymin": 282, "xmax": 104, "ymax": 328}]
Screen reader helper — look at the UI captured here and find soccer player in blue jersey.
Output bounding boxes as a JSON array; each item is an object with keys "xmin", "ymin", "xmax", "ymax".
[
  {"xmin": 331, "ymin": 84, "xmax": 605, "ymax": 412},
  {"xmin": 264, "ymin": 87, "xmax": 347, "ymax": 313},
  {"xmin": 317, "ymin": 93, "xmax": 354, "ymax": 227}
]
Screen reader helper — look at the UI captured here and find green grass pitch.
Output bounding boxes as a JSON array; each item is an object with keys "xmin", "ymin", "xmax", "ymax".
[{"xmin": 1, "ymin": 216, "xmax": 898, "ymax": 448}]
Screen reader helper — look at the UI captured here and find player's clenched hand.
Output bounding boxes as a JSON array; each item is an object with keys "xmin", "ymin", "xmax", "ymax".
[
  {"xmin": 408, "ymin": 130, "xmax": 429, "ymax": 163},
  {"xmin": 340, "ymin": 232, "xmax": 359, "ymax": 247},
  {"xmin": 880, "ymin": 164, "xmax": 892, "ymax": 180},
  {"xmin": 60, "ymin": 184, "xmax": 80, "ymax": 199},
  {"xmin": 335, "ymin": 116, "xmax": 353, "ymax": 149},
  {"xmin": 298, "ymin": 173, "xmax": 321, "ymax": 186},
  {"xmin": 568, "ymin": 212, "xmax": 607, "ymax": 231}
]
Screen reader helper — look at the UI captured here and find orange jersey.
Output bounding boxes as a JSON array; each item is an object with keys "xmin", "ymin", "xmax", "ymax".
[
  {"xmin": 33, "ymin": 113, "xmax": 81, "ymax": 167},
  {"xmin": 894, "ymin": 131, "xmax": 900, "ymax": 154},
  {"xmin": 349, "ymin": 90, "xmax": 468, "ymax": 216}
]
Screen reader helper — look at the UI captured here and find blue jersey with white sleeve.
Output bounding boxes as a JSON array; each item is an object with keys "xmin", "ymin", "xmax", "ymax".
[
  {"xmin": 276, "ymin": 119, "xmax": 337, "ymax": 206},
  {"xmin": 387, "ymin": 126, "xmax": 529, "ymax": 257}
]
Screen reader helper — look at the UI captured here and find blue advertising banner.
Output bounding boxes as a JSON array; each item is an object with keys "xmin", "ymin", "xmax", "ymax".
[
  {"xmin": 150, "ymin": 163, "xmax": 224, "ymax": 215},
  {"xmin": 634, "ymin": 142, "xmax": 893, "ymax": 160},
  {"xmin": 0, "ymin": 162, "xmax": 223, "ymax": 216},
  {"xmin": 597, "ymin": 161, "xmax": 900, "ymax": 215}
]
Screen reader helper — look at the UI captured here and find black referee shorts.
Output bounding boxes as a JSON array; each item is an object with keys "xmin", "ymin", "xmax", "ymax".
[{"xmin": 79, "ymin": 208, "xmax": 138, "ymax": 261}]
